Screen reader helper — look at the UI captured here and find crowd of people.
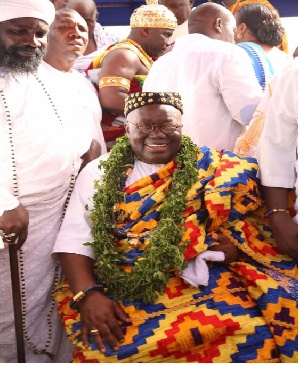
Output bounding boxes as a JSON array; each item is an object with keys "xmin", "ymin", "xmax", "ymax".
[{"xmin": 0, "ymin": 0, "xmax": 297, "ymax": 363}]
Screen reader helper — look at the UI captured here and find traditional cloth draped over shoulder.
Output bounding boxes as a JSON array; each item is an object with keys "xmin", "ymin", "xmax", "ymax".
[
  {"xmin": 0, "ymin": 0, "xmax": 55, "ymax": 25},
  {"xmin": 237, "ymin": 42, "xmax": 274, "ymax": 91},
  {"xmin": 53, "ymin": 141, "xmax": 298, "ymax": 363},
  {"xmin": 85, "ymin": 39, "xmax": 154, "ymax": 149}
]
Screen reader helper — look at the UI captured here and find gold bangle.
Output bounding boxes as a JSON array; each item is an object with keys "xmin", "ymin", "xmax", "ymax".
[
  {"xmin": 72, "ymin": 290, "xmax": 85, "ymax": 302},
  {"xmin": 264, "ymin": 208, "xmax": 289, "ymax": 218},
  {"xmin": 99, "ymin": 76, "xmax": 130, "ymax": 91},
  {"xmin": 70, "ymin": 285, "xmax": 104, "ymax": 309}
]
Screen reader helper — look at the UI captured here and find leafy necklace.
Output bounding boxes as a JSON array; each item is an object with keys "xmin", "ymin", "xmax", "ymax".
[{"xmin": 88, "ymin": 135, "xmax": 199, "ymax": 303}]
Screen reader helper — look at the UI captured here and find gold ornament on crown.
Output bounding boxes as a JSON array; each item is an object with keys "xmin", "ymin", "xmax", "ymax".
[{"xmin": 130, "ymin": 0, "xmax": 177, "ymax": 30}]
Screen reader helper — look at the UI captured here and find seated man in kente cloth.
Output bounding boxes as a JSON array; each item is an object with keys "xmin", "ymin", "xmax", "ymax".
[{"xmin": 52, "ymin": 92, "xmax": 297, "ymax": 363}]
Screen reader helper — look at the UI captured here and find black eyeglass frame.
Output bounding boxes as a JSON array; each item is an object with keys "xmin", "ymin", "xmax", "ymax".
[{"xmin": 127, "ymin": 120, "xmax": 183, "ymax": 135}]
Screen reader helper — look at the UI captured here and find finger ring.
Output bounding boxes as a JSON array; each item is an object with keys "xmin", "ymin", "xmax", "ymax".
[
  {"xmin": 90, "ymin": 329, "xmax": 99, "ymax": 335},
  {"xmin": 0, "ymin": 230, "xmax": 17, "ymax": 241}
]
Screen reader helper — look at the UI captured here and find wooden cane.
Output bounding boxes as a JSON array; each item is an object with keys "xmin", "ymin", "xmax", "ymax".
[{"xmin": 9, "ymin": 244, "xmax": 26, "ymax": 363}]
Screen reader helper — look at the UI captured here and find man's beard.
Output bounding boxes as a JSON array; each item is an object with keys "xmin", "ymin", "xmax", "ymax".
[{"xmin": 0, "ymin": 39, "xmax": 46, "ymax": 75}]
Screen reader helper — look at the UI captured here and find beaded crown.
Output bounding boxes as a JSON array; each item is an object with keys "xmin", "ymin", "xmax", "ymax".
[
  {"xmin": 130, "ymin": 0, "xmax": 177, "ymax": 30},
  {"xmin": 124, "ymin": 91, "xmax": 183, "ymax": 116}
]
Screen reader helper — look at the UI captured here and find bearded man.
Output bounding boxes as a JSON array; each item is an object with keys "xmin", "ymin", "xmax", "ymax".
[{"xmin": 0, "ymin": 0, "xmax": 99, "ymax": 362}]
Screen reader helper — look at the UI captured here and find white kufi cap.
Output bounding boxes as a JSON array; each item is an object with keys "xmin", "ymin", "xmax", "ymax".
[{"xmin": 0, "ymin": 0, "xmax": 55, "ymax": 25}]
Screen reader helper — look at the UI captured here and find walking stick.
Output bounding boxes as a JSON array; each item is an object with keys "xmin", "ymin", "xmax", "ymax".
[{"xmin": 9, "ymin": 244, "xmax": 26, "ymax": 363}]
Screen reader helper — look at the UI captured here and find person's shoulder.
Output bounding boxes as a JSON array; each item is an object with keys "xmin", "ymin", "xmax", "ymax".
[{"xmin": 78, "ymin": 153, "xmax": 111, "ymax": 180}]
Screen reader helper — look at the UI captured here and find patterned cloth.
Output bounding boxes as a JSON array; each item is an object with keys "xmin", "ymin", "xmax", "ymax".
[
  {"xmin": 54, "ymin": 147, "xmax": 298, "ymax": 363},
  {"xmin": 86, "ymin": 39, "xmax": 152, "ymax": 150},
  {"xmin": 237, "ymin": 42, "xmax": 274, "ymax": 91}
]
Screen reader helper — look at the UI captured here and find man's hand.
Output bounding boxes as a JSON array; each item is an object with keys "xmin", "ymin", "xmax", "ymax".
[
  {"xmin": 79, "ymin": 291, "xmax": 132, "ymax": 353},
  {"xmin": 268, "ymin": 213, "xmax": 298, "ymax": 258},
  {"xmin": 209, "ymin": 233, "xmax": 239, "ymax": 263},
  {"xmin": 0, "ymin": 204, "xmax": 29, "ymax": 249}
]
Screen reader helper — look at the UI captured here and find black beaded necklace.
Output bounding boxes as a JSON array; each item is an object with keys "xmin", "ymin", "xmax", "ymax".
[{"xmin": 0, "ymin": 74, "xmax": 75, "ymax": 359}]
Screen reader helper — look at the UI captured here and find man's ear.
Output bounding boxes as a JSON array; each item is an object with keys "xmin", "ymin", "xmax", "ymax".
[
  {"xmin": 140, "ymin": 27, "xmax": 150, "ymax": 38},
  {"xmin": 125, "ymin": 122, "xmax": 130, "ymax": 135},
  {"xmin": 214, "ymin": 17, "xmax": 222, "ymax": 33}
]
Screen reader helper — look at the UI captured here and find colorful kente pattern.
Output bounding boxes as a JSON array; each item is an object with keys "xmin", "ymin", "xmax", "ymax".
[{"xmin": 54, "ymin": 146, "xmax": 298, "ymax": 363}]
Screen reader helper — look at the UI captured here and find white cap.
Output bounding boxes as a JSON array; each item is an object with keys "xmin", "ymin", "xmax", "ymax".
[{"xmin": 0, "ymin": 0, "xmax": 55, "ymax": 25}]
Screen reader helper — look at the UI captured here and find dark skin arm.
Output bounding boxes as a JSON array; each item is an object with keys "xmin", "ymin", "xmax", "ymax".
[
  {"xmin": 57, "ymin": 253, "xmax": 131, "ymax": 353},
  {"xmin": 98, "ymin": 48, "xmax": 149, "ymax": 116},
  {"xmin": 209, "ymin": 232, "xmax": 239, "ymax": 263},
  {"xmin": 262, "ymin": 186, "xmax": 297, "ymax": 258},
  {"xmin": 79, "ymin": 139, "xmax": 102, "ymax": 173}
]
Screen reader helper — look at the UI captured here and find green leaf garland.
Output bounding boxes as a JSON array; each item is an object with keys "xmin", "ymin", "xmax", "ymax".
[{"xmin": 88, "ymin": 135, "xmax": 199, "ymax": 303}]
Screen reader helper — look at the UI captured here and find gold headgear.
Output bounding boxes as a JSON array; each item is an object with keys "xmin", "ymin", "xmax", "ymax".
[
  {"xmin": 130, "ymin": 0, "xmax": 177, "ymax": 30},
  {"xmin": 124, "ymin": 92, "xmax": 183, "ymax": 117}
]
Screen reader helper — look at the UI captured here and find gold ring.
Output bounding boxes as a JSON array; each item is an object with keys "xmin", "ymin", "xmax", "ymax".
[
  {"xmin": 90, "ymin": 329, "xmax": 99, "ymax": 335},
  {"xmin": 0, "ymin": 230, "xmax": 17, "ymax": 242}
]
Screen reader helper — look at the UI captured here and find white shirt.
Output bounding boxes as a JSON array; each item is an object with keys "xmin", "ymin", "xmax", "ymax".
[
  {"xmin": 39, "ymin": 61, "xmax": 107, "ymax": 154},
  {"xmin": 143, "ymin": 34, "xmax": 263, "ymax": 150},
  {"xmin": 169, "ymin": 19, "xmax": 188, "ymax": 44},
  {"xmin": 256, "ymin": 61, "xmax": 298, "ymax": 216},
  {"xmin": 0, "ymin": 68, "xmax": 92, "ymax": 361}
]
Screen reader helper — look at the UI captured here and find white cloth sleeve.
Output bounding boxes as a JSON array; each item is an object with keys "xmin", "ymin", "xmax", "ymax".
[
  {"xmin": 0, "ymin": 187, "xmax": 19, "ymax": 216},
  {"xmin": 52, "ymin": 157, "xmax": 104, "ymax": 260}
]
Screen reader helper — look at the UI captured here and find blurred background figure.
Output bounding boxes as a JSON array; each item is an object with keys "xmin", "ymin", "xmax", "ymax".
[
  {"xmin": 256, "ymin": 61, "xmax": 298, "ymax": 259},
  {"xmin": 208, "ymin": 0, "xmax": 289, "ymax": 53},
  {"xmin": 159, "ymin": 0, "xmax": 195, "ymax": 53},
  {"xmin": 51, "ymin": 0, "xmax": 67, "ymax": 10},
  {"xmin": 143, "ymin": 2, "xmax": 263, "ymax": 151},
  {"xmin": 41, "ymin": 8, "xmax": 107, "ymax": 164},
  {"xmin": 66, "ymin": 0, "xmax": 119, "ymax": 74},
  {"xmin": 234, "ymin": 3, "xmax": 292, "ymax": 91},
  {"xmin": 86, "ymin": 0, "xmax": 176, "ymax": 150}
]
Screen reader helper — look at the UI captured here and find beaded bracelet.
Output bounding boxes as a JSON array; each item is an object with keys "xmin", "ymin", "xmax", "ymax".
[
  {"xmin": 264, "ymin": 208, "xmax": 289, "ymax": 218},
  {"xmin": 70, "ymin": 284, "xmax": 104, "ymax": 309}
]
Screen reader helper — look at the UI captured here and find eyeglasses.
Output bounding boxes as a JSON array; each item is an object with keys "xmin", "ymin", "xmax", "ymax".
[{"xmin": 127, "ymin": 120, "xmax": 182, "ymax": 134}]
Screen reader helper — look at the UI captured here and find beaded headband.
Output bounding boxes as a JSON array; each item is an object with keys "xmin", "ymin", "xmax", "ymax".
[
  {"xmin": 124, "ymin": 92, "xmax": 183, "ymax": 117},
  {"xmin": 130, "ymin": 0, "xmax": 177, "ymax": 30}
]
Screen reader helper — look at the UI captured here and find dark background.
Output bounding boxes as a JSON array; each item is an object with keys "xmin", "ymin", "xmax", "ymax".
[{"xmin": 95, "ymin": 0, "xmax": 298, "ymax": 26}]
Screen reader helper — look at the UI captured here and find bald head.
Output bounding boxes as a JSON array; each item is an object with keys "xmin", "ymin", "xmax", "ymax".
[
  {"xmin": 188, "ymin": 2, "xmax": 236, "ymax": 43},
  {"xmin": 159, "ymin": 0, "xmax": 194, "ymax": 25},
  {"xmin": 67, "ymin": 0, "xmax": 96, "ymax": 13},
  {"xmin": 66, "ymin": 0, "xmax": 98, "ymax": 38}
]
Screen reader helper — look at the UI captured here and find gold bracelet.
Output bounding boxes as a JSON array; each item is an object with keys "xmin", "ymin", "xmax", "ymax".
[
  {"xmin": 72, "ymin": 290, "xmax": 85, "ymax": 302},
  {"xmin": 70, "ymin": 284, "xmax": 104, "ymax": 309},
  {"xmin": 99, "ymin": 76, "xmax": 130, "ymax": 91},
  {"xmin": 264, "ymin": 208, "xmax": 289, "ymax": 218}
]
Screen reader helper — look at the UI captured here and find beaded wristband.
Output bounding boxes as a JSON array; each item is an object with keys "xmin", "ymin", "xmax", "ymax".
[
  {"xmin": 70, "ymin": 284, "xmax": 104, "ymax": 309},
  {"xmin": 264, "ymin": 208, "xmax": 289, "ymax": 218}
]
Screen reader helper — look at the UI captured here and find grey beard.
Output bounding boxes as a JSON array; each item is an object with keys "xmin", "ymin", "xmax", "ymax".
[{"xmin": 0, "ymin": 42, "xmax": 46, "ymax": 75}]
